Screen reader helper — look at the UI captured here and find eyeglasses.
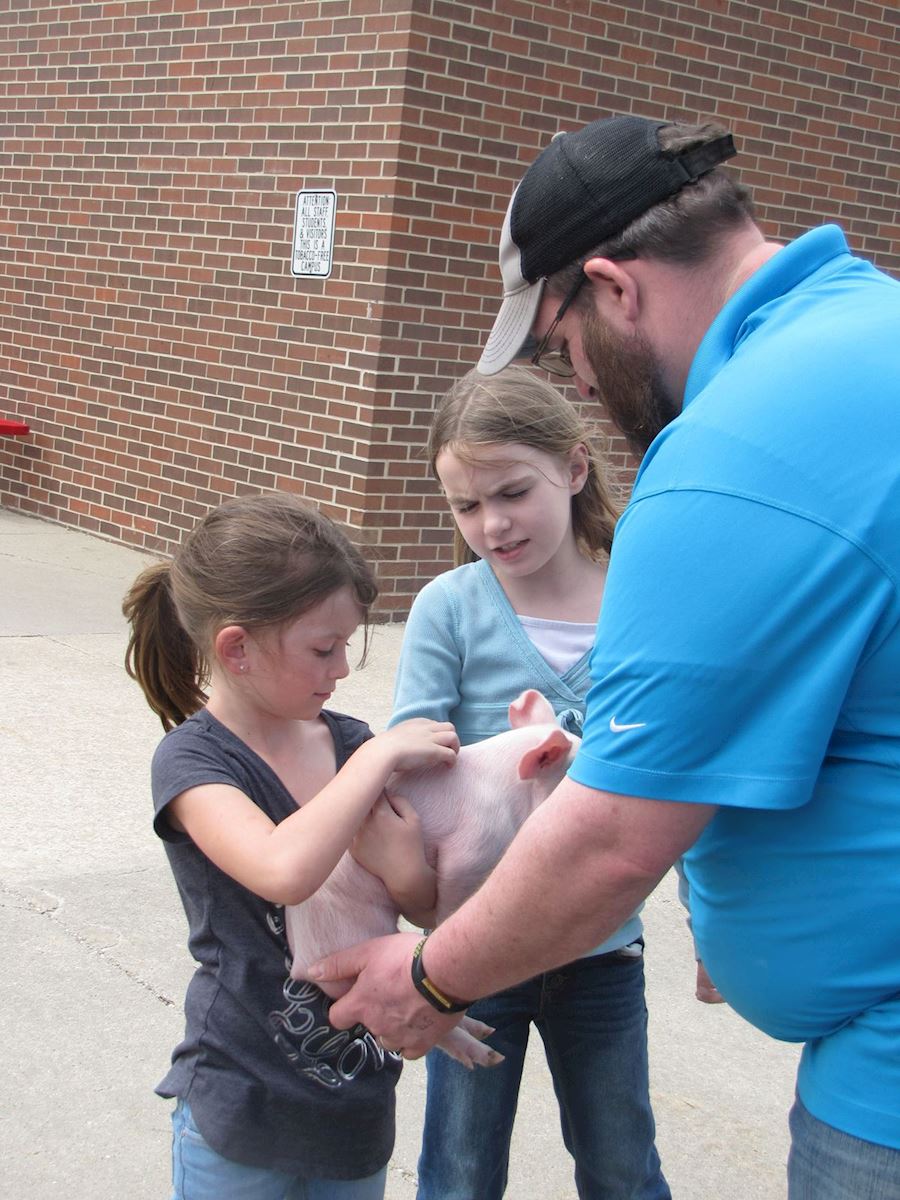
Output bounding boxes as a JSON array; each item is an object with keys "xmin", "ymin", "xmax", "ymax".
[
  {"xmin": 529, "ymin": 250, "xmax": 636, "ymax": 378},
  {"xmin": 529, "ymin": 271, "xmax": 587, "ymax": 378}
]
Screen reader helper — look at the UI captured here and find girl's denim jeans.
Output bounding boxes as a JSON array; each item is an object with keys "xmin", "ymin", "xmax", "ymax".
[
  {"xmin": 170, "ymin": 1098, "xmax": 387, "ymax": 1200},
  {"xmin": 416, "ymin": 945, "xmax": 670, "ymax": 1200}
]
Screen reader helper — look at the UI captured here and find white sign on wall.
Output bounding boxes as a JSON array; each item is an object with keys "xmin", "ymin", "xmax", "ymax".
[{"xmin": 291, "ymin": 189, "xmax": 337, "ymax": 278}]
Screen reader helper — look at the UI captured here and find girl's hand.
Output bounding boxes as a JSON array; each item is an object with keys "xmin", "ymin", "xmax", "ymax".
[
  {"xmin": 351, "ymin": 793, "xmax": 424, "ymax": 880},
  {"xmin": 372, "ymin": 719, "xmax": 459, "ymax": 774},
  {"xmin": 351, "ymin": 793, "xmax": 437, "ymax": 925}
]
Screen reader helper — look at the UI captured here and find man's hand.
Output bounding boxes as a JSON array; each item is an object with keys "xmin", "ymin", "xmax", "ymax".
[
  {"xmin": 696, "ymin": 959, "xmax": 726, "ymax": 1004},
  {"xmin": 309, "ymin": 930, "xmax": 463, "ymax": 1058}
]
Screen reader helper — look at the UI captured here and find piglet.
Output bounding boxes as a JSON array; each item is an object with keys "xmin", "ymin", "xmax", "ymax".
[{"xmin": 285, "ymin": 689, "xmax": 576, "ymax": 1068}]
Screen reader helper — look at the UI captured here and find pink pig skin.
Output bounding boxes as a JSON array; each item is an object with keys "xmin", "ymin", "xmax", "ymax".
[{"xmin": 285, "ymin": 690, "xmax": 576, "ymax": 1068}]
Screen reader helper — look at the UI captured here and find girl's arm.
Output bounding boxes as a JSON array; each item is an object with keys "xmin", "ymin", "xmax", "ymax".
[
  {"xmin": 389, "ymin": 582, "xmax": 462, "ymax": 727},
  {"xmin": 168, "ymin": 720, "xmax": 458, "ymax": 906},
  {"xmin": 351, "ymin": 793, "xmax": 438, "ymax": 928}
]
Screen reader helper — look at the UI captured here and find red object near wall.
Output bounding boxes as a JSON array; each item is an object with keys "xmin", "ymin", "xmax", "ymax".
[{"xmin": 0, "ymin": 419, "xmax": 29, "ymax": 437}]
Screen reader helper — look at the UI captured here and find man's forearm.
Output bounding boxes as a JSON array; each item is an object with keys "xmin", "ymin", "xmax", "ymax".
[{"xmin": 422, "ymin": 778, "xmax": 715, "ymax": 1004}]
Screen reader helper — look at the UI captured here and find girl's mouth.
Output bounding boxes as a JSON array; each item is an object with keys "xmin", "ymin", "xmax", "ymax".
[{"xmin": 492, "ymin": 539, "xmax": 527, "ymax": 558}]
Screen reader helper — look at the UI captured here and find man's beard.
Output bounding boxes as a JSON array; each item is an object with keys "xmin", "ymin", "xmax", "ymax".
[{"xmin": 581, "ymin": 308, "xmax": 681, "ymax": 458}]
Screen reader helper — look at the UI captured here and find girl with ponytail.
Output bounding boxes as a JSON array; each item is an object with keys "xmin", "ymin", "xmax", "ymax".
[{"xmin": 123, "ymin": 492, "xmax": 458, "ymax": 1200}]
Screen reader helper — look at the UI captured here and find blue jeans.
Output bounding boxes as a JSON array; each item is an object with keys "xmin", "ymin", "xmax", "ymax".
[
  {"xmin": 416, "ymin": 945, "xmax": 670, "ymax": 1199},
  {"xmin": 788, "ymin": 1094, "xmax": 900, "ymax": 1199},
  {"xmin": 170, "ymin": 1099, "xmax": 388, "ymax": 1200}
]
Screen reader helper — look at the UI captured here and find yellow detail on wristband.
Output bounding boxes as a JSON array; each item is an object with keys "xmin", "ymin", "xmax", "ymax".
[{"xmin": 411, "ymin": 935, "xmax": 469, "ymax": 1013}]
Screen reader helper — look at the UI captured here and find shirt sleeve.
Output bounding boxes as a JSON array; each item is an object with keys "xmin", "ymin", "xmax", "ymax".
[
  {"xmin": 323, "ymin": 710, "xmax": 374, "ymax": 764},
  {"xmin": 389, "ymin": 576, "xmax": 463, "ymax": 726},
  {"xmin": 570, "ymin": 488, "xmax": 890, "ymax": 809},
  {"xmin": 151, "ymin": 724, "xmax": 246, "ymax": 840}
]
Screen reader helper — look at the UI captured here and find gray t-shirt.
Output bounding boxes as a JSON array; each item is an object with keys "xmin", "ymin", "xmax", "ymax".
[{"xmin": 151, "ymin": 707, "xmax": 401, "ymax": 1178}]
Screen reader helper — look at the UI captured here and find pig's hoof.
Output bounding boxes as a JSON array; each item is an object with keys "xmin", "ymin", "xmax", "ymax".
[
  {"xmin": 454, "ymin": 1045, "xmax": 506, "ymax": 1070},
  {"xmin": 437, "ymin": 1024, "xmax": 505, "ymax": 1069},
  {"xmin": 463, "ymin": 1045, "xmax": 506, "ymax": 1070},
  {"xmin": 459, "ymin": 1016, "xmax": 495, "ymax": 1043}
]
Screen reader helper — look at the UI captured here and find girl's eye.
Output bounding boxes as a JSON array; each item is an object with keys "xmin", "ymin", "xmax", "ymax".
[
  {"xmin": 504, "ymin": 488, "xmax": 528, "ymax": 500},
  {"xmin": 455, "ymin": 502, "xmax": 477, "ymax": 515},
  {"xmin": 315, "ymin": 640, "xmax": 351, "ymax": 658}
]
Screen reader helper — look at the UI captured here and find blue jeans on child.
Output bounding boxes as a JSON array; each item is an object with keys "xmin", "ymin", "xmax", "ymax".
[
  {"xmin": 170, "ymin": 1099, "xmax": 388, "ymax": 1200},
  {"xmin": 416, "ymin": 944, "xmax": 670, "ymax": 1200},
  {"xmin": 788, "ymin": 1094, "xmax": 900, "ymax": 1200}
]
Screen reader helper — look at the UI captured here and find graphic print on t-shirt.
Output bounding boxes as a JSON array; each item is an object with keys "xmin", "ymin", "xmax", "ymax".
[{"xmin": 266, "ymin": 905, "xmax": 398, "ymax": 1090}]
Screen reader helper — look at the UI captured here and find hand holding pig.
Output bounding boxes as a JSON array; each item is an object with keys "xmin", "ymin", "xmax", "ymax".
[
  {"xmin": 310, "ymin": 930, "xmax": 461, "ymax": 1059},
  {"xmin": 351, "ymin": 793, "xmax": 426, "ymax": 879},
  {"xmin": 351, "ymin": 793, "xmax": 437, "ymax": 927}
]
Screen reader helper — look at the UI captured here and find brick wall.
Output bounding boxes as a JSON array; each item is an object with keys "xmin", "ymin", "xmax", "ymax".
[{"xmin": 1, "ymin": 1, "xmax": 898, "ymax": 618}]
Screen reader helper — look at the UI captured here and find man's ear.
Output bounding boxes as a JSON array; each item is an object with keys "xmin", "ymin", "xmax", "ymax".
[
  {"xmin": 582, "ymin": 256, "xmax": 640, "ymax": 329},
  {"xmin": 215, "ymin": 624, "xmax": 250, "ymax": 676}
]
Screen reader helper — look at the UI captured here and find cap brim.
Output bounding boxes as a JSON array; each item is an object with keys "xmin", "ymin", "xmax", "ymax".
[{"xmin": 476, "ymin": 279, "xmax": 545, "ymax": 376}]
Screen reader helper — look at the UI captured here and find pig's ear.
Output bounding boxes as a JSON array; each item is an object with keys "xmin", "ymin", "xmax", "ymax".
[
  {"xmin": 518, "ymin": 729, "xmax": 572, "ymax": 780},
  {"xmin": 509, "ymin": 689, "xmax": 556, "ymax": 729}
]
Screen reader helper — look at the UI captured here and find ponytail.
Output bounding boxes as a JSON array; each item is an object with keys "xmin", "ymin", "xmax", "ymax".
[{"xmin": 122, "ymin": 561, "xmax": 208, "ymax": 731}]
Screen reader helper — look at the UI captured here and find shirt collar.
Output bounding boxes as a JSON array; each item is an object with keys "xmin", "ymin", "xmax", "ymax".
[{"xmin": 684, "ymin": 224, "xmax": 851, "ymax": 409}]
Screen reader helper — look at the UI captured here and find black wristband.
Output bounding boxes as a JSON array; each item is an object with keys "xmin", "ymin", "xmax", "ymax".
[{"xmin": 410, "ymin": 936, "xmax": 470, "ymax": 1013}]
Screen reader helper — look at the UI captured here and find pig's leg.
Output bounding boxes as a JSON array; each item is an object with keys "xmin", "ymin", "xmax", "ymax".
[
  {"xmin": 457, "ymin": 1015, "xmax": 495, "ymax": 1043},
  {"xmin": 315, "ymin": 978, "xmax": 352, "ymax": 1001},
  {"xmin": 304, "ymin": 977, "xmax": 502, "ymax": 1066},
  {"xmin": 436, "ymin": 1016, "xmax": 505, "ymax": 1069}
]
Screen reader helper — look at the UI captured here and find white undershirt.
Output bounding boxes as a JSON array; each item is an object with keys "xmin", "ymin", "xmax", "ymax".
[{"xmin": 517, "ymin": 614, "xmax": 597, "ymax": 674}]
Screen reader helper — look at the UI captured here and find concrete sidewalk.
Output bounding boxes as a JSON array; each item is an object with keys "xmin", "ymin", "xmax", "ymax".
[{"xmin": 0, "ymin": 506, "xmax": 799, "ymax": 1198}]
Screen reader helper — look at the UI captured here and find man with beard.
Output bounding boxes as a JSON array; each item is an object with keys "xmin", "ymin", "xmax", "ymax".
[{"xmin": 311, "ymin": 115, "xmax": 900, "ymax": 1197}]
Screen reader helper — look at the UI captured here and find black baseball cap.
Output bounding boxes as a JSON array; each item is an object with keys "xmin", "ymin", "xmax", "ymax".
[{"xmin": 477, "ymin": 115, "xmax": 736, "ymax": 374}]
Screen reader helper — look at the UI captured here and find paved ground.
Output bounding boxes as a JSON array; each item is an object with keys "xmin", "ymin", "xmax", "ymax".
[{"xmin": 0, "ymin": 506, "xmax": 801, "ymax": 1198}]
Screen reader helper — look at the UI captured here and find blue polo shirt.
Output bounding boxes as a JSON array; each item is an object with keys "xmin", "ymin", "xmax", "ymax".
[{"xmin": 570, "ymin": 226, "xmax": 900, "ymax": 1147}]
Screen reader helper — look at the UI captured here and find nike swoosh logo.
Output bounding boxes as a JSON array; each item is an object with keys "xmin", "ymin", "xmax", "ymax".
[{"xmin": 609, "ymin": 717, "xmax": 647, "ymax": 732}]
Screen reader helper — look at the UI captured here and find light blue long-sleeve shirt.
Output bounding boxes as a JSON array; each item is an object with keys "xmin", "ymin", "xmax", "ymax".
[{"xmin": 390, "ymin": 558, "xmax": 642, "ymax": 956}]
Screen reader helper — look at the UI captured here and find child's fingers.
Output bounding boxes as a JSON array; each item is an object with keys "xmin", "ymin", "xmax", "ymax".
[
  {"xmin": 384, "ymin": 792, "xmax": 419, "ymax": 823},
  {"xmin": 432, "ymin": 725, "xmax": 461, "ymax": 752},
  {"xmin": 367, "ymin": 796, "xmax": 397, "ymax": 826},
  {"xmin": 401, "ymin": 718, "xmax": 460, "ymax": 752}
]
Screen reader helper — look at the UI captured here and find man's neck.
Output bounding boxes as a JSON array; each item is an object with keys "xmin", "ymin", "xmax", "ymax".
[
  {"xmin": 642, "ymin": 226, "xmax": 783, "ymax": 406},
  {"xmin": 722, "ymin": 239, "xmax": 783, "ymax": 302}
]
